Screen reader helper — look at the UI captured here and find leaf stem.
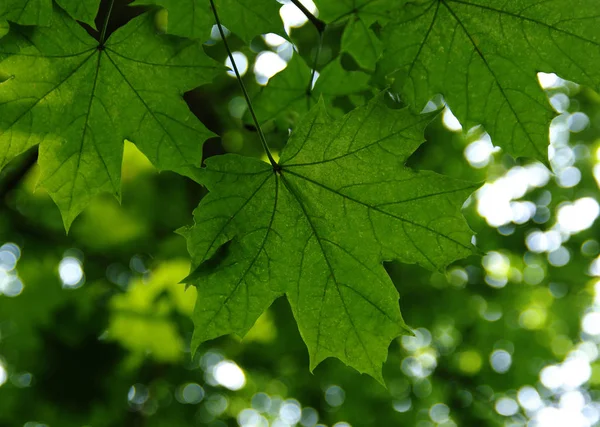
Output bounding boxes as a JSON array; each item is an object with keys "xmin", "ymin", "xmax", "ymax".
[
  {"xmin": 99, "ymin": 0, "xmax": 116, "ymax": 45},
  {"xmin": 209, "ymin": 0, "xmax": 279, "ymax": 169},
  {"xmin": 306, "ymin": 32, "xmax": 323, "ymax": 97},
  {"xmin": 290, "ymin": 0, "xmax": 326, "ymax": 34}
]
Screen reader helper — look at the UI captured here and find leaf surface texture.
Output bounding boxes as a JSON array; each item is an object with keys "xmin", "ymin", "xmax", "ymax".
[{"xmin": 182, "ymin": 97, "xmax": 477, "ymax": 381}]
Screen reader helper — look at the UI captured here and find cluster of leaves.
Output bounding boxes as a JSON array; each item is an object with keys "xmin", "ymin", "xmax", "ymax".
[{"xmin": 0, "ymin": 0, "xmax": 599, "ymax": 383}]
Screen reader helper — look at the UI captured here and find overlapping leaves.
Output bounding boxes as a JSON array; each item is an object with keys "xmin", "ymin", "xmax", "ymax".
[
  {"xmin": 181, "ymin": 97, "xmax": 477, "ymax": 381},
  {"xmin": 0, "ymin": 6, "xmax": 218, "ymax": 228},
  {"xmin": 0, "ymin": 0, "xmax": 100, "ymax": 28},
  {"xmin": 132, "ymin": 0, "xmax": 285, "ymax": 41},
  {"xmin": 380, "ymin": 0, "xmax": 600, "ymax": 160}
]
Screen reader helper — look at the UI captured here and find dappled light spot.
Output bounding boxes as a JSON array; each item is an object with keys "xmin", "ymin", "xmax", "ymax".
[
  {"xmin": 128, "ymin": 384, "xmax": 150, "ymax": 406},
  {"xmin": 557, "ymin": 198, "xmax": 599, "ymax": 234},
  {"xmin": 0, "ymin": 360, "xmax": 6, "ymax": 387},
  {"xmin": 264, "ymin": 33, "xmax": 286, "ymax": 47},
  {"xmin": 59, "ymin": 256, "xmax": 84, "ymax": 289},
  {"xmin": 537, "ymin": 72, "xmax": 565, "ymax": 90},
  {"xmin": 238, "ymin": 408, "xmax": 268, "ymax": 427},
  {"xmin": 557, "ymin": 166, "xmax": 582, "ymax": 188},
  {"xmin": 254, "ymin": 51, "xmax": 287, "ymax": 85},
  {"xmin": 550, "ymin": 93, "xmax": 570, "ymax": 113},
  {"xmin": 482, "ymin": 251, "xmax": 510, "ymax": 288},
  {"xmin": 213, "ymin": 360, "xmax": 246, "ymax": 391},
  {"xmin": 280, "ymin": 399, "xmax": 302, "ymax": 424},
  {"xmin": 0, "ymin": 243, "xmax": 19, "ymax": 271},
  {"xmin": 456, "ymin": 350, "xmax": 482, "ymax": 375},
  {"xmin": 252, "ymin": 393, "xmax": 272, "ymax": 413},
  {"xmin": 442, "ymin": 108, "xmax": 461, "ymax": 132},
  {"xmin": 225, "ymin": 52, "xmax": 249, "ymax": 77},
  {"xmin": 568, "ymin": 113, "xmax": 590, "ymax": 133},
  {"xmin": 429, "ymin": 403, "xmax": 450, "ymax": 423},
  {"xmin": 477, "ymin": 164, "xmax": 550, "ymax": 227},
  {"xmin": 464, "ymin": 133, "xmax": 499, "ymax": 168},
  {"xmin": 526, "ymin": 230, "xmax": 562, "ymax": 253},
  {"xmin": 300, "ymin": 407, "xmax": 318, "ymax": 426},
  {"xmin": 205, "ymin": 394, "xmax": 229, "ymax": 416},
  {"xmin": 324, "ymin": 386, "xmax": 345, "ymax": 407},
  {"xmin": 495, "ymin": 397, "xmax": 519, "ymax": 416},
  {"xmin": 210, "ymin": 24, "xmax": 230, "ymax": 41},
  {"xmin": 393, "ymin": 398, "xmax": 412, "ymax": 413},
  {"xmin": 520, "ymin": 307, "xmax": 547, "ymax": 329},
  {"xmin": 177, "ymin": 383, "xmax": 204, "ymax": 405},
  {"xmin": 581, "ymin": 312, "xmax": 600, "ymax": 336},
  {"xmin": 279, "ymin": 0, "xmax": 317, "ymax": 33},
  {"xmin": 518, "ymin": 386, "xmax": 543, "ymax": 412},
  {"xmin": 490, "ymin": 350, "xmax": 512, "ymax": 374},
  {"xmin": 548, "ymin": 247, "xmax": 570, "ymax": 267}
]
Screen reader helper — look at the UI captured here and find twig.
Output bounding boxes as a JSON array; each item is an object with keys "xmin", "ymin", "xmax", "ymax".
[{"xmin": 290, "ymin": 0, "xmax": 326, "ymax": 34}]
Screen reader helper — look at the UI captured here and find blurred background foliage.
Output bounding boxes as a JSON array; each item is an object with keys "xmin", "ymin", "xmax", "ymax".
[{"xmin": 1, "ymin": 1, "xmax": 600, "ymax": 426}]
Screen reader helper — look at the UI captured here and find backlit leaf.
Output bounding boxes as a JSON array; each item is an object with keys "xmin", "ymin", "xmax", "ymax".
[
  {"xmin": 181, "ymin": 96, "xmax": 477, "ymax": 382},
  {"xmin": 0, "ymin": 7, "xmax": 219, "ymax": 229},
  {"xmin": 381, "ymin": 0, "xmax": 600, "ymax": 160}
]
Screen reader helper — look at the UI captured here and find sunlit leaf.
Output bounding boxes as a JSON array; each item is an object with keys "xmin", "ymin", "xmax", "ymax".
[
  {"xmin": 131, "ymin": 0, "xmax": 285, "ymax": 42},
  {"xmin": 251, "ymin": 55, "xmax": 370, "ymax": 125},
  {"xmin": 0, "ymin": 7, "xmax": 218, "ymax": 229},
  {"xmin": 381, "ymin": 0, "xmax": 600, "ymax": 160},
  {"xmin": 181, "ymin": 95, "xmax": 477, "ymax": 382}
]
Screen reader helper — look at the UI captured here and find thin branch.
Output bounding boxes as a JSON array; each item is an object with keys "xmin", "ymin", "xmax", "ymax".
[
  {"xmin": 306, "ymin": 32, "xmax": 323, "ymax": 97},
  {"xmin": 209, "ymin": 0, "xmax": 279, "ymax": 170},
  {"xmin": 290, "ymin": 0, "xmax": 326, "ymax": 34}
]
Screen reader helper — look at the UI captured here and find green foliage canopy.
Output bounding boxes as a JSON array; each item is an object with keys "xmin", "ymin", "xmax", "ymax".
[{"xmin": 0, "ymin": 2, "xmax": 599, "ymax": 416}]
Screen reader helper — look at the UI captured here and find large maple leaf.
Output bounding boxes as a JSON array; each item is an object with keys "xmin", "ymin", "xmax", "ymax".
[
  {"xmin": 181, "ymin": 96, "xmax": 477, "ymax": 382},
  {"xmin": 0, "ymin": 6, "xmax": 218, "ymax": 229}
]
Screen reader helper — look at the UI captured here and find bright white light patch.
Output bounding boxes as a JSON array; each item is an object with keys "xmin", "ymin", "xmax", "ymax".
[
  {"xmin": 254, "ymin": 51, "xmax": 287, "ymax": 84},
  {"xmin": 490, "ymin": 350, "xmax": 512, "ymax": 373},
  {"xmin": 442, "ymin": 108, "xmax": 462, "ymax": 131},
  {"xmin": 280, "ymin": 0, "xmax": 317, "ymax": 32},
  {"xmin": 538, "ymin": 72, "xmax": 563, "ymax": 89},
  {"xmin": 0, "ymin": 362, "xmax": 6, "ymax": 387},
  {"xmin": 213, "ymin": 360, "xmax": 246, "ymax": 390},
  {"xmin": 477, "ymin": 164, "xmax": 550, "ymax": 227},
  {"xmin": 582, "ymin": 312, "xmax": 600, "ymax": 336},
  {"xmin": 264, "ymin": 33, "xmax": 286, "ymax": 47},
  {"xmin": 59, "ymin": 257, "xmax": 84, "ymax": 288},
  {"xmin": 225, "ymin": 51, "xmax": 248, "ymax": 77},
  {"xmin": 517, "ymin": 386, "xmax": 543, "ymax": 412},
  {"xmin": 280, "ymin": 399, "xmax": 302, "ymax": 424},
  {"xmin": 557, "ymin": 197, "xmax": 599, "ymax": 234},
  {"xmin": 495, "ymin": 397, "xmax": 519, "ymax": 416},
  {"xmin": 465, "ymin": 134, "xmax": 498, "ymax": 168}
]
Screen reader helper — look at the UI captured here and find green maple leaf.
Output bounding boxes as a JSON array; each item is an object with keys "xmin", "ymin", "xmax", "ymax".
[
  {"xmin": 381, "ymin": 0, "xmax": 600, "ymax": 161},
  {"xmin": 0, "ymin": 0, "xmax": 100, "ymax": 28},
  {"xmin": 131, "ymin": 0, "xmax": 285, "ymax": 42},
  {"xmin": 317, "ymin": 0, "xmax": 395, "ymax": 70},
  {"xmin": 251, "ymin": 55, "xmax": 370, "ymax": 124},
  {"xmin": 0, "ymin": 7, "xmax": 219, "ymax": 229},
  {"xmin": 181, "ymin": 96, "xmax": 477, "ymax": 382}
]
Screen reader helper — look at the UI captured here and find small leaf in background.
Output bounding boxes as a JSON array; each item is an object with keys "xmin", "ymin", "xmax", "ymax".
[{"xmin": 108, "ymin": 260, "xmax": 196, "ymax": 363}]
